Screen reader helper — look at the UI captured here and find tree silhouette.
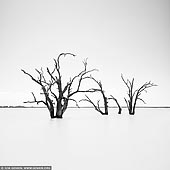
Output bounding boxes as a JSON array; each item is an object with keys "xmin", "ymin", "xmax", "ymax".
[
  {"xmin": 21, "ymin": 53, "xmax": 97, "ymax": 118},
  {"xmin": 121, "ymin": 74, "xmax": 157, "ymax": 115},
  {"xmin": 80, "ymin": 76, "xmax": 122, "ymax": 115},
  {"xmin": 108, "ymin": 95, "xmax": 122, "ymax": 114},
  {"xmin": 80, "ymin": 77, "xmax": 108, "ymax": 115}
]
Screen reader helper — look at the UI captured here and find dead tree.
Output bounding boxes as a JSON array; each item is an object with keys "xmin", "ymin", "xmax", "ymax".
[
  {"xmin": 21, "ymin": 53, "xmax": 97, "ymax": 118},
  {"xmin": 108, "ymin": 95, "xmax": 122, "ymax": 114},
  {"xmin": 80, "ymin": 77, "xmax": 108, "ymax": 115},
  {"xmin": 121, "ymin": 74, "xmax": 157, "ymax": 115}
]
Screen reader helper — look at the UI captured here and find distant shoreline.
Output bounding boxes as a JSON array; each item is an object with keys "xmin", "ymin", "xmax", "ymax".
[{"xmin": 0, "ymin": 106, "xmax": 170, "ymax": 109}]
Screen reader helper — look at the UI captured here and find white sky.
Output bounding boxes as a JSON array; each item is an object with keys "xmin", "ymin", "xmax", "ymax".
[{"xmin": 0, "ymin": 0, "xmax": 170, "ymax": 106}]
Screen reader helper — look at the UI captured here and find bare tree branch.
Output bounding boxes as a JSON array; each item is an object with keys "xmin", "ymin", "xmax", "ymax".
[
  {"xmin": 24, "ymin": 92, "xmax": 46, "ymax": 105},
  {"xmin": 121, "ymin": 74, "xmax": 157, "ymax": 115},
  {"xmin": 80, "ymin": 95, "xmax": 104, "ymax": 115},
  {"xmin": 67, "ymin": 60, "xmax": 98, "ymax": 97},
  {"xmin": 21, "ymin": 69, "xmax": 41, "ymax": 85},
  {"xmin": 79, "ymin": 76, "xmax": 109, "ymax": 115},
  {"xmin": 108, "ymin": 95, "xmax": 122, "ymax": 114},
  {"xmin": 67, "ymin": 98, "xmax": 80, "ymax": 108},
  {"xmin": 22, "ymin": 53, "xmax": 98, "ymax": 118}
]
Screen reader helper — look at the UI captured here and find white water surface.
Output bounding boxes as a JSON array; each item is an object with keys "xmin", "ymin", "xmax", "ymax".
[{"xmin": 0, "ymin": 108, "xmax": 170, "ymax": 170}]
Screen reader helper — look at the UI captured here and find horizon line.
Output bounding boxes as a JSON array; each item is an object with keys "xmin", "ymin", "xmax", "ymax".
[{"xmin": 0, "ymin": 106, "xmax": 170, "ymax": 109}]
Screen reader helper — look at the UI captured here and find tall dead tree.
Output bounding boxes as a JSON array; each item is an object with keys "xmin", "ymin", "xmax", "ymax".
[
  {"xmin": 21, "ymin": 53, "xmax": 97, "ymax": 118},
  {"xmin": 80, "ymin": 77, "xmax": 108, "ymax": 115},
  {"xmin": 121, "ymin": 74, "xmax": 157, "ymax": 115}
]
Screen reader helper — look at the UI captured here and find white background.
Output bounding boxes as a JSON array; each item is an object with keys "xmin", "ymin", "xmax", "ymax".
[{"xmin": 0, "ymin": 0, "xmax": 170, "ymax": 106}]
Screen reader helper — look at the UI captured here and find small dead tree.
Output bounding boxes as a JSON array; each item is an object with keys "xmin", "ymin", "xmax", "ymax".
[
  {"xmin": 80, "ymin": 77, "xmax": 108, "ymax": 115},
  {"xmin": 108, "ymin": 95, "xmax": 122, "ymax": 114},
  {"xmin": 21, "ymin": 53, "xmax": 97, "ymax": 118},
  {"xmin": 121, "ymin": 74, "xmax": 157, "ymax": 115},
  {"xmin": 80, "ymin": 77, "xmax": 122, "ymax": 115}
]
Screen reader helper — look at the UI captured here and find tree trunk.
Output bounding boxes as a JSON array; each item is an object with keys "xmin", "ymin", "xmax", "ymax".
[
  {"xmin": 46, "ymin": 105, "xmax": 55, "ymax": 118},
  {"xmin": 118, "ymin": 107, "xmax": 122, "ymax": 114},
  {"xmin": 46, "ymin": 98, "xmax": 55, "ymax": 118},
  {"xmin": 49, "ymin": 109, "xmax": 55, "ymax": 118},
  {"xmin": 102, "ymin": 94, "xmax": 108, "ymax": 115},
  {"xmin": 56, "ymin": 101, "xmax": 63, "ymax": 118},
  {"xmin": 104, "ymin": 107, "xmax": 108, "ymax": 115},
  {"xmin": 112, "ymin": 97, "xmax": 122, "ymax": 114},
  {"xmin": 129, "ymin": 111, "xmax": 135, "ymax": 115},
  {"xmin": 55, "ymin": 98, "xmax": 68, "ymax": 118},
  {"xmin": 56, "ymin": 109, "xmax": 63, "ymax": 118}
]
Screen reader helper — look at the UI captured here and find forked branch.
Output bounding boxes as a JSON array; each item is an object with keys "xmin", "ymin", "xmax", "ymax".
[
  {"xmin": 22, "ymin": 53, "xmax": 98, "ymax": 118},
  {"xmin": 80, "ymin": 95, "xmax": 104, "ymax": 115},
  {"xmin": 79, "ymin": 77, "xmax": 109, "ymax": 115},
  {"xmin": 68, "ymin": 59, "xmax": 98, "ymax": 97},
  {"xmin": 24, "ymin": 92, "xmax": 46, "ymax": 105},
  {"xmin": 121, "ymin": 74, "xmax": 157, "ymax": 115}
]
